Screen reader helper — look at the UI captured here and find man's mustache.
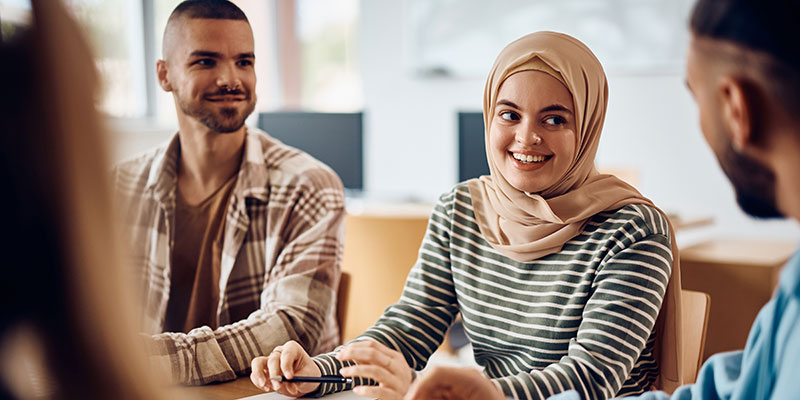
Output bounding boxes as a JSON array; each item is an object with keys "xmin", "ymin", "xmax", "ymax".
[{"xmin": 208, "ymin": 87, "xmax": 249, "ymax": 97}]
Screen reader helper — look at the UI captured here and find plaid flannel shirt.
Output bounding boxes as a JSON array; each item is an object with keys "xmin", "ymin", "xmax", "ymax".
[{"xmin": 112, "ymin": 128, "xmax": 344, "ymax": 385}]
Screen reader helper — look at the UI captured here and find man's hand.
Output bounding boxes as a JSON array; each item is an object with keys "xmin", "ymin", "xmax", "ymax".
[{"xmin": 250, "ymin": 340, "xmax": 321, "ymax": 397}]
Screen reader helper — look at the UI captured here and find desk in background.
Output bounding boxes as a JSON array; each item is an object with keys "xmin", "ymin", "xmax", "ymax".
[
  {"xmin": 680, "ymin": 238, "xmax": 796, "ymax": 362},
  {"xmin": 340, "ymin": 202, "xmax": 432, "ymax": 342}
]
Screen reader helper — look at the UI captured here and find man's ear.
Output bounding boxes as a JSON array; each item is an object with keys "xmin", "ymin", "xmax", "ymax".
[
  {"xmin": 718, "ymin": 76, "xmax": 752, "ymax": 151},
  {"xmin": 156, "ymin": 60, "xmax": 172, "ymax": 92}
]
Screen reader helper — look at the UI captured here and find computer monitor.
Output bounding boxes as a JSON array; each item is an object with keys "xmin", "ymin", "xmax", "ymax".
[
  {"xmin": 258, "ymin": 111, "xmax": 363, "ymax": 191},
  {"xmin": 458, "ymin": 111, "xmax": 490, "ymax": 182}
]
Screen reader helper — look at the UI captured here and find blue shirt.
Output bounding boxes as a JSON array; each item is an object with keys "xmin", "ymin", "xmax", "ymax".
[{"xmin": 552, "ymin": 248, "xmax": 800, "ymax": 400}]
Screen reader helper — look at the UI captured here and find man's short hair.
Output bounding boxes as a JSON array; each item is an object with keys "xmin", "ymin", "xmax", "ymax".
[
  {"xmin": 162, "ymin": 0, "xmax": 250, "ymax": 58},
  {"xmin": 168, "ymin": 0, "xmax": 249, "ymax": 23},
  {"xmin": 691, "ymin": 0, "xmax": 800, "ymax": 112}
]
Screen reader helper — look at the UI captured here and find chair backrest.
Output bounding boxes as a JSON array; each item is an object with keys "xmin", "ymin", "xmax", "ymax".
[
  {"xmin": 680, "ymin": 289, "xmax": 711, "ymax": 384},
  {"xmin": 336, "ymin": 271, "xmax": 352, "ymax": 344},
  {"xmin": 340, "ymin": 212, "xmax": 429, "ymax": 342}
]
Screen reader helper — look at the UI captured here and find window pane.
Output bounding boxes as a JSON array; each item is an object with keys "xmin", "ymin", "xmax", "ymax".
[
  {"xmin": 151, "ymin": 0, "xmax": 178, "ymax": 127},
  {"xmin": 0, "ymin": 0, "xmax": 32, "ymax": 41},
  {"xmin": 67, "ymin": 0, "xmax": 148, "ymax": 118},
  {"xmin": 297, "ymin": 0, "xmax": 362, "ymax": 111}
]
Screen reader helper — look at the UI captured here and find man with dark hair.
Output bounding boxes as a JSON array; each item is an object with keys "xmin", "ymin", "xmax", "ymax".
[
  {"xmin": 113, "ymin": 0, "xmax": 344, "ymax": 385},
  {"xmin": 402, "ymin": 0, "xmax": 800, "ymax": 399}
]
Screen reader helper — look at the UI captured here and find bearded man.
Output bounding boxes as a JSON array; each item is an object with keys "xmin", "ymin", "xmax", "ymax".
[{"xmin": 113, "ymin": 0, "xmax": 344, "ymax": 385}]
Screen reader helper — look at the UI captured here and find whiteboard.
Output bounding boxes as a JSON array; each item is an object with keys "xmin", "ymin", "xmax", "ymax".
[{"xmin": 405, "ymin": 0, "xmax": 696, "ymax": 78}]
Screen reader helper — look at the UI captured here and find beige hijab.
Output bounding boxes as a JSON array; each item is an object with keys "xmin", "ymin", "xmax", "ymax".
[{"xmin": 467, "ymin": 31, "xmax": 684, "ymax": 392}]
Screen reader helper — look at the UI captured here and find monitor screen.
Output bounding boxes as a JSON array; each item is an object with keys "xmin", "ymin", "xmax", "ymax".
[
  {"xmin": 458, "ymin": 111, "xmax": 489, "ymax": 182},
  {"xmin": 258, "ymin": 112, "xmax": 363, "ymax": 191}
]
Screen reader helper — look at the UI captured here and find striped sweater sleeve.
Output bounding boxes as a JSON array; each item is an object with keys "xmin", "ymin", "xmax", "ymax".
[
  {"xmin": 492, "ymin": 230, "xmax": 672, "ymax": 399},
  {"xmin": 310, "ymin": 194, "xmax": 460, "ymax": 396}
]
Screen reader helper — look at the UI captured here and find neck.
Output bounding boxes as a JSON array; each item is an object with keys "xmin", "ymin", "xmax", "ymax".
[
  {"xmin": 769, "ymin": 126, "xmax": 800, "ymax": 222},
  {"xmin": 176, "ymin": 117, "xmax": 246, "ymax": 205}
]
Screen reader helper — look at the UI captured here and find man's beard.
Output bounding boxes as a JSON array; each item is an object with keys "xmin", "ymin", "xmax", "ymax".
[
  {"xmin": 717, "ymin": 135, "xmax": 782, "ymax": 218},
  {"xmin": 177, "ymin": 88, "xmax": 255, "ymax": 133}
]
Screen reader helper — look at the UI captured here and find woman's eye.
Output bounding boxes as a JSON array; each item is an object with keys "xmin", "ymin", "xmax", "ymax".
[
  {"xmin": 499, "ymin": 111, "xmax": 520, "ymax": 121},
  {"xmin": 544, "ymin": 115, "xmax": 566, "ymax": 125}
]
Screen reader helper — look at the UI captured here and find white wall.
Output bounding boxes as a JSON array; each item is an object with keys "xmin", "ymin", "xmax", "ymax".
[
  {"xmin": 110, "ymin": 0, "xmax": 799, "ymax": 242},
  {"xmin": 359, "ymin": 0, "xmax": 799, "ymax": 240}
]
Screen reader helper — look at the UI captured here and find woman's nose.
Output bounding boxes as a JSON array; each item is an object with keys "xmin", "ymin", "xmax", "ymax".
[{"xmin": 516, "ymin": 125, "xmax": 543, "ymax": 146}]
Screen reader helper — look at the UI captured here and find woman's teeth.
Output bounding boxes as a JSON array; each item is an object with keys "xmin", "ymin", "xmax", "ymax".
[{"xmin": 512, "ymin": 152, "xmax": 547, "ymax": 163}]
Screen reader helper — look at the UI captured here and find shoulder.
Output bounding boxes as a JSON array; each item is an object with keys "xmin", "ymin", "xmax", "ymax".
[
  {"xmin": 576, "ymin": 204, "xmax": 674, "ymax": 263},
  {"xmin": 423, "ymin": 182, "xmax": 484, "ymax": 241},
  {"xmin": 111, "ymin": 139, "xmax": 172, "ymax": 195},
  {"xmin": 433, "ymin": 181, "xmax": 476, "ymax": 217},
  {"xmin": 246, "ymin": 130, "xmax": 345, "ymax": 215},
  {"xmin": 589, "ymin": 203, "xmax": 671, "ymax": 239},
  {"xmin": 779, "ymin": 250, "xmax": 800, "ymax": 298},
  {"xmin": 250, "ymin": 129, "xmax": 344, "ymax": 194},
  {"xmin": 113, "ymin": 146, "xmax": 163, "ymax": 178}
]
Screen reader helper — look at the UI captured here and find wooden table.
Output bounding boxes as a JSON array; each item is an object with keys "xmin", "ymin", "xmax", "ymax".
[
  {"xmin": 169, "ymin": 377, "xmax": 263, "ymax": 400},
  {"xmin": 170, "ymin": 377, "xmax": 368, "ymax": 399}
]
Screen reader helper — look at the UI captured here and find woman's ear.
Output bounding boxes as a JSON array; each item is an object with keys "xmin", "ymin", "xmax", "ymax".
[
  {"xmin": 717, "ymin": 76, "xmax": 752, "ymax": 152},
  {"xmin": 156, "ymin": 60, "xmax": 172, "ymax": 92}
]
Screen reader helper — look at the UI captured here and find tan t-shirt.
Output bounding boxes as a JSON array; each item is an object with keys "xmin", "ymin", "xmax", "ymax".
[{"xmin": 164, "ymin": 175, "xmax": 238, "ymax": 333}]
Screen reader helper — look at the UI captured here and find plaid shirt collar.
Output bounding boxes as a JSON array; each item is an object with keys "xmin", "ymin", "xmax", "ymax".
[{"xmin": 144, "ymin": 127, "xmax": 271, "ymax": 209}]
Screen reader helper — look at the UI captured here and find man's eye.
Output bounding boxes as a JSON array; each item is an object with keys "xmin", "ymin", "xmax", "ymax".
[
  {"xmin": 238, "ymin": 59, "xmax": 253, "ymax": 67},
  {"xmin": 499, "ymin": 111, "xmax": 520, "ymax": 121},
  {"xmin": 544, "ymin": 116, "xmax": 566, "ymax": 125},
  {"xmin": 193, "ymin": 59, "xmax": 214, "ymax": 66}
]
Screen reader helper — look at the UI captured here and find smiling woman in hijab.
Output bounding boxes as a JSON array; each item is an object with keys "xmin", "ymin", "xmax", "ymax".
[{"xmin": 251, "ymin": 31, "xmax": 684, "ymax": 400}]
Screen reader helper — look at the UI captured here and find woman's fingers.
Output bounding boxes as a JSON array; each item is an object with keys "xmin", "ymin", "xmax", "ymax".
[
  {"xmin": 340, "ymin": 364, "xmax": 401, "ymax": 390},
  {"xmin": 337, "ymin": 340, "xmax": 414, "ymax": 397},
  {"xmin": 337, "ymin": 340, "xmax": 395, "ymax": 367}
]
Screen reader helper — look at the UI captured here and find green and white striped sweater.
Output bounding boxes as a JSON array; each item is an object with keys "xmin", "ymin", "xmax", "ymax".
[{"xmin": 313, "ymin": 182, "xmax": 673, "ymax": 399}]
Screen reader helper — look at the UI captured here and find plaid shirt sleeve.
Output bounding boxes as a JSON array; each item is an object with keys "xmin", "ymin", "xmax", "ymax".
[
  {"xmin": 148, "ymin": 179, "xmax": 344, "ymax": 385},
  {"xmin": 116, "ymin": 132, "xmax": 345, "ymax": 385}
]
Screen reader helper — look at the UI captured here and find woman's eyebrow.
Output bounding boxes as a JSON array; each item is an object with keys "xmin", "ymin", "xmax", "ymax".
[
  {"xmin": 496, "ymin": 99, "xmax": 520, "ymax": 109},
  {"xmin": 540, "ymin": 104, "xmax": 573, "ymax": 114}
]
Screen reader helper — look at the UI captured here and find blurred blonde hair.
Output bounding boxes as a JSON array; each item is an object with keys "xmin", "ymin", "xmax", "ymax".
[{"xmin": 0, "ymin": 1, "xmax": 169, "ymax": 398}]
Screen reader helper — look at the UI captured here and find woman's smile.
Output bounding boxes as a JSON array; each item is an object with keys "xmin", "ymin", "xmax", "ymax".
[{"xmin": 508, "ymin": 151, "xmax": 553, "ymax": 170}]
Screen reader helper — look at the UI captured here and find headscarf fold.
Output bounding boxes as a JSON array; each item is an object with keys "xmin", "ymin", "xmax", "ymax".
[{"xmin": 467, "ymin": 31, "xmax": 685, "ymax": 392}]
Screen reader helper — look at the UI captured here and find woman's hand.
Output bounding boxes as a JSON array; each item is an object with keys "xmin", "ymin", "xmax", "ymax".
[
  {"xmin": 250, "ymin": 340, "xmax": 321, "ymax": 397},
  {"xmin": 337, "ymin": 340, "xmax": 414, "ymax": 400},
  {"xmin": 404, "ymin": 366, "xmax": 506, "ymax": 400}
]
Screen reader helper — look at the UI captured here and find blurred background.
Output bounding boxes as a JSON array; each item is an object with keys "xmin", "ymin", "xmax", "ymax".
[
  {"xmin": 4, "ymin": 0, "xmax": 799, "ymax": 378},
  {"xmin": 1, "ymin": 0, "xmax": 797, "ymax": 241}
]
